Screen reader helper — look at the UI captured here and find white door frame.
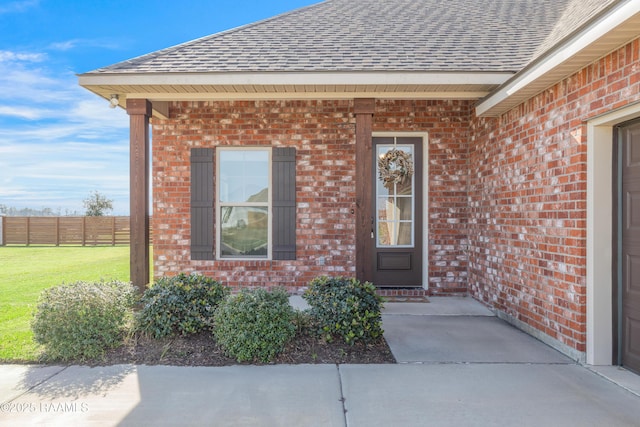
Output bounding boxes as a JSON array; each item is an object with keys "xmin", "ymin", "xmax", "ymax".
[
  {"xmin": 372, "ymin": 132, "xmax": 429, "ymax": 290},
  {"xmin": 587, "ymin": 101, "xmax": 640, "ymax": 365}
]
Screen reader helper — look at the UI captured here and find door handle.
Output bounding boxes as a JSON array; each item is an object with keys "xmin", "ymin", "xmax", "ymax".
[{"xmin": 371, "ymin": 216, "xmax": 375, "ymax": 239}]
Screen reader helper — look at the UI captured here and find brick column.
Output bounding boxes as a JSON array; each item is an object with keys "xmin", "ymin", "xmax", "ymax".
[
  {"xmin": 354, "ymin": 98, "xmax": 375, "ymax": 282},
  {"xmin": 127, "ymin": 99, "xmax": 152, "ymax": 291}
]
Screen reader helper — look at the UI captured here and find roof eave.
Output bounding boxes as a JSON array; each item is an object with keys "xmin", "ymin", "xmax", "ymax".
[
  {"xmin": 476, "ymin": 0, "xmax": 640, "ymax": 117},
  {"xmin": 78, "ymin": 71, "xmax": 513, "ymax": 114}
]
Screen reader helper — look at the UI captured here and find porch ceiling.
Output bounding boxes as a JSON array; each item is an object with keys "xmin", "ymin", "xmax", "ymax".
[{"xmin": 78, "ymin": 71, "xmax": 511, "ymax": 117}]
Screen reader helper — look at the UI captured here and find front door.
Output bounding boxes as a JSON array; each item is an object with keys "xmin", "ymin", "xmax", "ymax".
[
  {"xmin": 619, "ymin": 119, "xmax": 640, "ymax": 374},
  {"xmin": 371, "ymin": 137, "xmax": 423, "ymax": 287}
]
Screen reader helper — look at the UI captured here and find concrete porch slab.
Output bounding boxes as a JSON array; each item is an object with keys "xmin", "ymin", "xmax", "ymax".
[
  {"xmin": 383, "ymin": 315, "xmax": 571, "ymax": 363},
  {"xmin": 588, "ymin": 365, "xmax": 640, "ymax": 397},
  {"xmin": 382, "ymin": 297, "xmax": 570, "ymax": 364},
  {"xmin": 383, "ymin": 296, "xmax": 494, "ymax": 316},
  {"xmin": 288, "ymin": 294, "xmax": 310, "ymax": 311}
]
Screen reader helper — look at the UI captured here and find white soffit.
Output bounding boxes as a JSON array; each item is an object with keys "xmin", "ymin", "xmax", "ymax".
[
  {"xmin": 476, "ymin": 1, "xmax": 640, "ymax": 117},
  {"xmin": 78, "ymin": 71, "xmax": 512, "ymax": 104}
]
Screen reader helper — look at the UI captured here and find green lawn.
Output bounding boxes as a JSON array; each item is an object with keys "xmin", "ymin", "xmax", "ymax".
[{"xmin": 0, "ymin": 246, "xmax": 144, "ymax": 362}]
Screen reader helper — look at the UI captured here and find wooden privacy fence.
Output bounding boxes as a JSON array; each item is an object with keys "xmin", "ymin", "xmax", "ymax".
[{"xmin": 0, "ymin": 216, "xmax": 152, "ymax": 246}]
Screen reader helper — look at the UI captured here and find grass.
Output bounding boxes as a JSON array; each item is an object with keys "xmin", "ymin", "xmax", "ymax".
[{"xmin": 0, "ymin": 246, "xmax": 148, "ymax": 362}]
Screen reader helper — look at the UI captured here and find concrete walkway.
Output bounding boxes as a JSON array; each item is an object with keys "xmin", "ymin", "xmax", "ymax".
[{"xmin": 2, "ymin": 297, "xmax": 640, "ymax": 426}]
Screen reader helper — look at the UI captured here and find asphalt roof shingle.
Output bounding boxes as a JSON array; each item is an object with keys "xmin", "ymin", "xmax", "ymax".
[{"xmin": 87, "ymin": 0, "xmax": 618, "ymax": 75}]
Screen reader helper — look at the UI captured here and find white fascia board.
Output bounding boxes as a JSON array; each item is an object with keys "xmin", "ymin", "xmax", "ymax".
[
  {"xmin": 79, "ymin": 71, "xmax": 511, "ymax": 88},
  {"xmin": 476, "ymin": 0, "xmax": 640, "ymax": 117}
]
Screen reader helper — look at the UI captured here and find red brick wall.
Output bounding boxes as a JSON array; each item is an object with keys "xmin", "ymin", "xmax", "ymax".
[
  {"xmin": 152, "ymin": 99, "xmax": 472, "ymax": 291},
  {"xmin": 468, "ymin": 37, "xmax": 640, "ymax": 353},
  {"xmin": 153, "ymin": 100, "xmax": 354, "ymax": 289}
]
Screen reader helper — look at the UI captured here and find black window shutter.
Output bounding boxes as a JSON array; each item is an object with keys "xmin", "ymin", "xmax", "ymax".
[
  {"xmin": 272, "ymin": 147, "xmax": 296, "ymax": 260},
  {"xmin": 190, "ymin": 148, "xmax": 214, "ymax": 260}
]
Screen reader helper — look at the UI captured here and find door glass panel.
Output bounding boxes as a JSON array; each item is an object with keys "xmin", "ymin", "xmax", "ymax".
[
  {"xmin": 396, "ymin": 197, "xmax": 412, "ymax": 220},
  {"xmin": 377, "ymin": 222, "xmax": 392, "ymax": 246},
  {"xmin": 377, "ymin": 197, "xmax": 394, "ymax": 221},
  {"xmin": 397, "ymin": 222, "xmax": 412, "ymax": 245},
  {"xmin": 378, "ymin": 221, "xmax": 413, "ymax": 246},
  {"xmin": 376, "ymin": 144, "xmax": 414, "ymax": 247},
  {"xmin": 376, "ymin": 169, "xmax": 414, "ymax": 195}
]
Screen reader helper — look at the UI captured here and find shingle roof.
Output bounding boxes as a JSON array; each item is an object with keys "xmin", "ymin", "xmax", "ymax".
[
  {"xmin": 87, "ymin": 0, "xmax": 617, "ymax": 75},
  {"xmin": 533, "ymin": 0, "xmax": 618, "ymax": 59}
]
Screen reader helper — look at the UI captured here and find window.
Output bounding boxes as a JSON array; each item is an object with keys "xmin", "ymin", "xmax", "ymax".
[
  {"xmin": 216, "ymin": 148, "xmax": 271, "ymax": 259},
  {"xmin": 190, "ymin": 146, "xmax": 295, "ymax": 261}
]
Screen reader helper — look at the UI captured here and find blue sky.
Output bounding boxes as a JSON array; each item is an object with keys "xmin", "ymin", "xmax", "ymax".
[{"xmin": 0, "ymin": 0, "xmax": 317, "ymax": 215}]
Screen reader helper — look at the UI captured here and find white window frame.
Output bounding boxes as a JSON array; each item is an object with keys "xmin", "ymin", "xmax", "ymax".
[{"xmin": 215, "ymin": 147, "xmax": 272, "ymax": 260}]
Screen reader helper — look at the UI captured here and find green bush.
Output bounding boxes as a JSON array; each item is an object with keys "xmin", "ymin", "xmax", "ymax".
[
  {"xmin": 31, "ymin": 280, "xmax": 136, "ymax": 361},
  {"xmin": 303, "ymin": 276, "xmax": 384, "ymax": 345},
  {"xmin": 213, "ymin": 288, "xmax": 296, "ymax": 363},
  {"xmin": 136, "ymin": 273, "xmax": 229, "ymax": 338}
]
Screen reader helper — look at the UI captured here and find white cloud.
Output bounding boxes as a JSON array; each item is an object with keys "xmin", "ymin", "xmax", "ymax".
[
  {"xmin": 48, "ymin": 40, "xmax": 78, "ymax": 51},
  {"xmin": 0, "ymin": 50, "xmax": 46, "ymax": 63},
  {"xmin": 48, "ymin": 38, "xmax": 122, "ymax": 52},
  {"xmin": 0, "ymin": 0, "xmax": 39, "ymax": 15},
  {"xmin": 0, "ymin": 105, "xmax": 54, "ymax": 119},
  {"xmin": 0, "ymin": 48, "xmax": 132, "ymax": 214},
  {"xmin": 68, "ymin": 97, "xmax": 130, "ymax": 128}
]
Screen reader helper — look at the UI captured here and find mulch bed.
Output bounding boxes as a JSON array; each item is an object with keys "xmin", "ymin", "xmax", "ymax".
[{"xmin": 86, "ymin": 329, "xmax": 396, "ymax": 367}]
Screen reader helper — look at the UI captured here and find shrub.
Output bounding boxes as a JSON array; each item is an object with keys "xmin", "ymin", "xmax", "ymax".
[
  {"xmin": 136, "ymin": 273, "xmax": 229, "ymax": 338},
  {"xmin": 213, "ymin": 288, "xmax": 296, "ymax": 363},
  {"xmin": 303, "ymin": 276, "xmax": 384, "ymax": 345},
  {"xmin": 31, "ymin": 280, "xmax": 136, "ymax": 361}
]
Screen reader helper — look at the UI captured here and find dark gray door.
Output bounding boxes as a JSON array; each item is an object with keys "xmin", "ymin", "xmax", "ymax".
[
  {"xmin": 620, "ymin": 120, "xmax": 640, "ymax": 374},
  {"xmin": 371, "ymin": 137, "xmax": 423, "ymax": 287}
]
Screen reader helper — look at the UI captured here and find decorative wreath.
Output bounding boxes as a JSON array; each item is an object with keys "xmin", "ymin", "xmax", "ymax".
[{"xmin": 378, "ymin": 148, "xmax": 414, "ymax": 187}]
